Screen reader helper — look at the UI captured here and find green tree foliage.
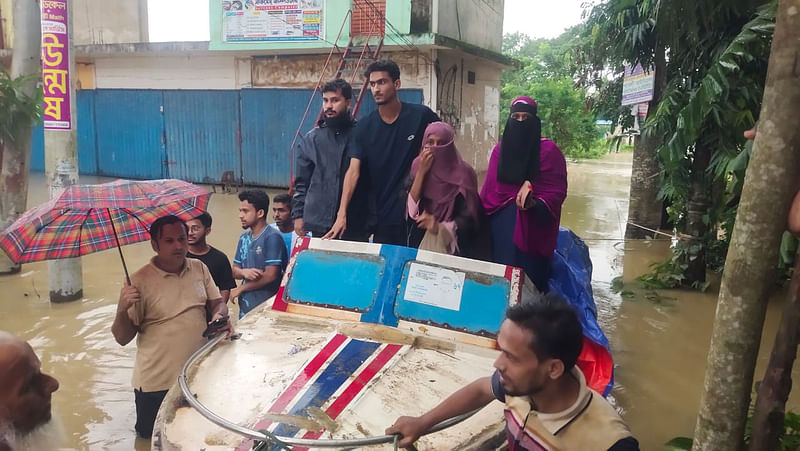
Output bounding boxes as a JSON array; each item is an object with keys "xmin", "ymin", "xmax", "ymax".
[
  {"xmin": 503, "ymin": 0, "xmax": 777, "ymax": 286},
  {"xmin": 643, "ymin": 0, "xmax": 774, "ymax": 286},
  {"xmin": 0, "ymin": 71, "xmax": 42, "ymax": 147},
  {"xmin": 647, "ymin": 1, "xmax": 775, "ymax": 215},
  {"xmin": 501, "ymin": 29, "xmax": 607, "ymax": 159},
  {"xmin": 581, "ymin": 0, "xmax": 775, "ymax": 287}
]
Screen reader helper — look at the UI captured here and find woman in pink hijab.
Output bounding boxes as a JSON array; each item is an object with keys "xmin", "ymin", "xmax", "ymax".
[
  {"xmin": 480, "ymin": 96, "xmax": 567, "ymax": 292},
  {"xmin": 406, "ymin": 122, "xmax": 484, "ymax": 257}
]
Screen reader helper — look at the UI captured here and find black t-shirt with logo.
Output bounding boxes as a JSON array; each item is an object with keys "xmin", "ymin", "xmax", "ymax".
[
  {"xmin": 188, "ymin": 246, "xmax": 236, "ymax": 292},
  {"xmin": 353, "ymin": 102, "xmax": 440, "ymax": 226}
]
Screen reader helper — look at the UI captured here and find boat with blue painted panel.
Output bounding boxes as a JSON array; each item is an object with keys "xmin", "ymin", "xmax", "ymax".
[{"xmin": 152, "ymin": 230, "xmax": 612, "ymax": 450}]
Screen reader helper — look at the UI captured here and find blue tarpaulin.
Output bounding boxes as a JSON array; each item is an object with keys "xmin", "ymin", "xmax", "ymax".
[{"xmin": 549, "ymin": 228, "xmax": 614, "ymax": 396}]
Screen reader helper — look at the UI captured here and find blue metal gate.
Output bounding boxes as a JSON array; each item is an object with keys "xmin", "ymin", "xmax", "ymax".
[
  {"xmin": 239, "ymin": 88, "xmax": 424, "ymax": 187},
  {"xmin": 163, "ymin": 90, "xmax": 241, "ymax": 184},
  {"xmin": 30, "ymin": 124, "xmax": 44, "ymax": 172},
  {"xmin": 95, "ymin": 89, "xmax": 165, "ymax": 179},
  {"xmin": 29, "ymin": 87, "xmax": 425, "ymax": 188},
  {"xmin": 240, "ymin": 89, "xmax": 321, "ymax": 187},
  {"xmin": 30, "ymin": 90, "xmax": 98, "ymax": 173},
  {"xmin": 76, "ymin": 90, "xmax": 98, "ymax": 174}
]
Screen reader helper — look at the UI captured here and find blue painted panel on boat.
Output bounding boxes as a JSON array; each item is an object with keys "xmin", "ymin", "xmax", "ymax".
[
  {"xmin": 30, "ymin": 123, "xmax": 44, "ymax": 172},
  {"xmin": 76, "ymin": 90, "xmax": 97, "ymax": 174},
  {"xmin": 360, "ymin": 245, "xmax": 418, "ymax": 326},
  {"xmin": 395, "ymin": 264, "xmax": 510, "ymax": 336},
  {"xmin": 95, "ymin": 89, "xmax": 165, "ymax": 179},
  {"xmin": 163, "ymin": 90, "xmax": 241, "ymax": 183},
  {"xmin": 240, "ymin": 89, "xmax": 321, "ymax": 187},
  {"xmin": 356, "ymin": 89, "xmax": 424, "ymax": 119},
  {"xmin": 284, "ymin": 250, "xmax": 382, "ymax": 312}
]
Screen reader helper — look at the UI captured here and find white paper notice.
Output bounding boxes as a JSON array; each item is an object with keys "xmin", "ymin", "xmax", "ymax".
[{"xmin": 403, "ymin": 263, "xmax": 466, "ymax": 311}]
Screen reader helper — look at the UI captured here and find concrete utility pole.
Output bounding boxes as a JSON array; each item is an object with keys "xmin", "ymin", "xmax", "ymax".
[{"xmin": 41, "ymin": 0, "xmax": 82, "ymax": 302}]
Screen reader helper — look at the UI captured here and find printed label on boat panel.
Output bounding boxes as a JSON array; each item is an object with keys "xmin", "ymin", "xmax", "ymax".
[{"xmin": 403, "ymin": 263, "xmax": 465, "ymax": 311}]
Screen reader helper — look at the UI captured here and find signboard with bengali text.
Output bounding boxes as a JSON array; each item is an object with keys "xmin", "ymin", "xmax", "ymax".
[
  {"xmin": 40, "ymin": 0, "xmax": 71, "ymax": 130},
  {"xmin": 222, "ymin": 0, "xmax": 324, "ymax": 43},
  {"xmin": 621, "ymin": 63, "xmax": 655, "ymax": 106}
]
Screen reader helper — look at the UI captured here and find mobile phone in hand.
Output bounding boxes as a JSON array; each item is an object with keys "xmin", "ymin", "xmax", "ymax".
[{"xmin": 202, "ymin": 316, "xmax": 229, "ymax": 338}]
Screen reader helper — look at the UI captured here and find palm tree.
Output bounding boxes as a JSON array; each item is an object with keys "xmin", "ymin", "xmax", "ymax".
[{"xmin": 583, "ymin": 0, "xmax": 666, "ymax": 241}]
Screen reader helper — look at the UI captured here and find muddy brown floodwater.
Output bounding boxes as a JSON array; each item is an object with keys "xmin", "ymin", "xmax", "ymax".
[{"xmin": 1, "ymin": 154, "xmax": 798, "ymax": 450}]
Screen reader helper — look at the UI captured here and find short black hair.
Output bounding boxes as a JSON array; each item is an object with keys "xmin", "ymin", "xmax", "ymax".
[
  {"xmin": 150, "ymin": 215, "xmax": 188, "ymax": 241},
  {"xmin": 321, "ymin": 78, "xmax": 353, "ymax": 100},
  {"xmin": 273, "ymin": 193, "xmax": 292, "ymax": 208},
  {"xmin": 193, "ymin": 211, "xmax": 212, "ymax": 228},
  {"xmin": 238, "ymin": 190, "xmax": 270, "ymax": 218},
  {"xmin": 505, "ymin": 292, "xmax": 583, "ymax": 372},
  {"xmin": 364, "ymin": 59, "xmax": 400, "ymax": 82}
]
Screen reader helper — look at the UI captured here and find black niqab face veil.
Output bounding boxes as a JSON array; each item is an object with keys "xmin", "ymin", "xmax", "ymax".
[{"xmin": 497, "ymin": 99, "xmax": 542, "ymax": 185}]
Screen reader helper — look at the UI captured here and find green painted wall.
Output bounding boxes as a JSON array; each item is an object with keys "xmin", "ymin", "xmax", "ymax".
[{"xmin": 385, "ymin": 0, "xmax": 410, "ymax": 34}]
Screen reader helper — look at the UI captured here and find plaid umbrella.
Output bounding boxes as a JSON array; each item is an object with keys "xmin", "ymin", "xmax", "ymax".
[{"xmin": 0, "ymin": 179, "xmax": 211, "ymax": 283}]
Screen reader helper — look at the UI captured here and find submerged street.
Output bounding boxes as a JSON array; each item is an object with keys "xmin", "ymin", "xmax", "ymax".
[{"xmin": 1, "ymin": 153, "xmax": 798, "ymax": 450}]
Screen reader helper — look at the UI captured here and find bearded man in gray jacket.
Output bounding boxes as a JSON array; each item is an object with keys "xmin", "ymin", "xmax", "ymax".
[{"xmin": 293, "ymin": 79, "xmax": 373, "ymax": 241}]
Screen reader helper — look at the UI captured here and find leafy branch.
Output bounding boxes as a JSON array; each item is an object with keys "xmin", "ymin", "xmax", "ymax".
[{"xmin": 0, "ymin": 71, "xmax": 43, "ymax": 147}]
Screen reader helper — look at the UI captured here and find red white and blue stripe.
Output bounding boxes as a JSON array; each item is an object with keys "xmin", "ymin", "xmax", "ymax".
[{"xmin": 236, "ymin": 333, "xmax": 406, "ymax": 450}]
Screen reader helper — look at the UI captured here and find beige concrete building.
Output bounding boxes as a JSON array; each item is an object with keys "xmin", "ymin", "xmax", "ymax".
[
  {"xmin": 0, "ymin": 0, "xmax": 147, "ymax": 48},
  {"xmin": 7, "ymin": 0, "xmax": 512, "ymax": 185}
]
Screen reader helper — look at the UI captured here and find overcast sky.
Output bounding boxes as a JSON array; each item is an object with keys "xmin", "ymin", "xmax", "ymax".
[
  {"xmin": 148, "ymin": 0, "xmax": 587, "ymax": 42},
  {"xmin": 503, "ymin": 0, "xmax": 586, "ymax": 39}
]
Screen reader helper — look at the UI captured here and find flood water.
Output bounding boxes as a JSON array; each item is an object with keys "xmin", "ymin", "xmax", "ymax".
[{"xmin": 1, "ymin": 153, "xmax": 798, "ymax": 450}]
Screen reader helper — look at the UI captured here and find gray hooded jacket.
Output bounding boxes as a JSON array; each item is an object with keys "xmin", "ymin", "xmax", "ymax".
[{"xmin": 292, "ymin": 115, "xmax": 370, "ymax": 234}]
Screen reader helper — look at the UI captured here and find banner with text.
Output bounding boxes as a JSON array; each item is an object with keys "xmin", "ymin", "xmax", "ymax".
[
  {"xmin": 41, "ymin": 0, "xmax": 71, "ymax": 130},
  {"xmin": 621, "ymin": 63, "xmax": 655, "ymax": 107},
  {"xmin": 222, "ymin": 0, "xmax": 324, "ymax": 42}
]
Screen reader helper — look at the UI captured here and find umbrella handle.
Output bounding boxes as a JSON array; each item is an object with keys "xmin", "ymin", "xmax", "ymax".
[{"xmin": 107, "ymin": 208, "xmax": 131, "ymax": 285}]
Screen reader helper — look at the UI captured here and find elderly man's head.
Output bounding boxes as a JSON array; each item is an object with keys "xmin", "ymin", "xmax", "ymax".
[{"xmin": 0, "ymin": 332, "xmax": 62, "ymax": 450}]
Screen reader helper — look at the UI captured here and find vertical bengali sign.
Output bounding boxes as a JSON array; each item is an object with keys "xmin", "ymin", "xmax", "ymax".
[
  {"xmin": 222, "ymin": 0, "xmax": 324, "ymax": 42},
  {"xmin": 621, "ymin": 63, "xmax": 655, "ymax": 107},
  {"xmin": 41, "ymin": 0, "xmax": 71, "ymax": 130}
]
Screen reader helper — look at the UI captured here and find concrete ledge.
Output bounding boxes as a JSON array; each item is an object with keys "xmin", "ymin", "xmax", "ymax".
[
  {"xmin": 433, "ymin": 34, "xmax": 517, "ymax": 68},
  {"xmin": 75, "ymin": 41, "xmax": 211, "ymax": 56}
]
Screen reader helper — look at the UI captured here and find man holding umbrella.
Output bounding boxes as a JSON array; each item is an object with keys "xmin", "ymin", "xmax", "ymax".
[
  {"xmin": 0, "ymin": 179, "xmax": 220, "ymax": 438},
  {"xmin": 111, "ymin": 215, "xmax": 231, "ymax": 439}
]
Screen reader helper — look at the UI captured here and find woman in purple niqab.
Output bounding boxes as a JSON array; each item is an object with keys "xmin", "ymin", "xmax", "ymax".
[{"xmin": 480, "ymin": 96, "xmax": 567, "ymax": 291}]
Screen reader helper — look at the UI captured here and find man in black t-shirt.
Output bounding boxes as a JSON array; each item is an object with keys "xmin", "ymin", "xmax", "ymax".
[
  {"xmin": 324, "ymin": 59, "xmax": 440, "ymax": 245},
  {"xmin": 187, "ymin": 212, "xmax": 237, "ymax": 305}
]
